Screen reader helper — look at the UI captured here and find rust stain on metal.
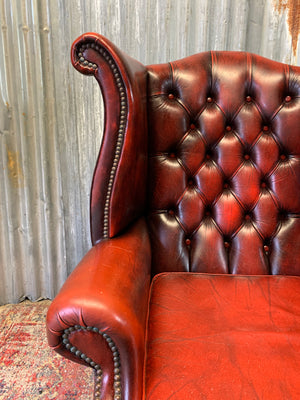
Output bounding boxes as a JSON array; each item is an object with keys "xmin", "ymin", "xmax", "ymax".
[
  {"xmin": 274, "ymin": 0, "xmax": 300, "ymax": 56},
  {"xmin": 7, "ymin": 148, "xmax": 24, "ymax": 188}
]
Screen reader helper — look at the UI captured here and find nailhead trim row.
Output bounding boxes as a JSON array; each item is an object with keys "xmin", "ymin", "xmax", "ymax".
[
  {"xmin": 77, "ymin": 42, "xmax": 127, "ymax": 238},
  {"xmin": 62, "ymin": 326, "xmax": 122, "ymax": 400}
]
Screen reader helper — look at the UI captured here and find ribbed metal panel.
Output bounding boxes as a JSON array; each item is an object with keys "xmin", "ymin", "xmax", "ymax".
[{"xmin": 0, "ymin": 0, "xmax": 299, "ymax": 304}]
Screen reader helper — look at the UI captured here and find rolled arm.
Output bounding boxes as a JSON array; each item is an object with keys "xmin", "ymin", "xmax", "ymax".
[{"xmin": 46, "ymin": 218, "xmax": 151, "ymax": 400}]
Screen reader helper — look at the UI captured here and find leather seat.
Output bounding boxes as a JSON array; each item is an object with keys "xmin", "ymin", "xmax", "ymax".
[
  {"xmin": 46, "ymin": 33, "xmax": 300, "ymax": 400},
  {"xmin": 146, "ymin": 273, "xmax": 300, "ymax": 399}
]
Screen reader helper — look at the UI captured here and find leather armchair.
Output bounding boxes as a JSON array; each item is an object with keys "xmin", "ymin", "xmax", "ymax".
[{"xmin": 47, "ymin": 33, "xmax": 300, "ymax": 400}]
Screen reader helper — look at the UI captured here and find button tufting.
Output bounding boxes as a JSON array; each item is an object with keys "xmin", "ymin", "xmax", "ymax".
[
  {"xmin": 207, "ymin": 97, "xmax": 213, "ymax": 103},
  {"xmin": 280, "ymin": 154, "xmax": 287, "ymax": 161},
  {"xmin": 244, "ymin": 154, "xmax": 250, "ymax": 160},
  {"xmin": 190, "ymin": 123, "xmax": 196, "ymax": 130},
  {"xmin": 185, "ymin": 238, "xmax": 191, "ymax": 246},
  {"xmin": 246, "ymin": 95, "xmax": 252, "ymax": 102},
  {"xmin": 263, "ymin": 125, "xmax": 269, "ymax": 132},
  {"xmin": 245, "ymin": 214, "xmax": 251, "ymax": 221},
  {"xmin": 168, "ymin": 209, "xmax": 175, "ymax": 216},
  {"xmin": 188, "ymin": 179, "xmax": 194, "ymax": 187},
  {"xmin": 224, "ymin": 241, "xmax": 230, "ymax": 249},
  {"xmin": 285, "ymin": 95, "xmax": 292, "ymax": 102},
  {"xmin": 223, "ymin": 182, "xmax": 229, "ymax": 189},
  {"xmin": 261, "ymin": 181, "xmax": 267, "ymax": 188},
  {"xmin": 263, "ymin": 245, "xmax": 270, "ymax": 253},
  {"xmin": 169, "ymin": 152, "xmax": 176, "ymax": 158},
  {"xmin": 225, "ymin": 126, "xmax": 232, "ymax": 132},
  {"xmin": 168, "ymin": 93, "xmax": 175, "ymax": 100}
]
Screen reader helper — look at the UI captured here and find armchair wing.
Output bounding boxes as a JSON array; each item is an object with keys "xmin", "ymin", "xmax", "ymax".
[{"xmin": 71, "ymin": 33, "xmax": 148, "ymax": 243}]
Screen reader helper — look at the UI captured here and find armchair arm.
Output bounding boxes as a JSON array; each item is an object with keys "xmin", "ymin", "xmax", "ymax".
[{"xmin": 46, "ymin": 218, "xmax": 151, "ymax": 400}]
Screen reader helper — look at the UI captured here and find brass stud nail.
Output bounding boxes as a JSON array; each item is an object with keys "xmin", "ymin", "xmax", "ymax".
[{"xmin": 285, "ymin": 95, "xmax": 292, "ymax": 102}]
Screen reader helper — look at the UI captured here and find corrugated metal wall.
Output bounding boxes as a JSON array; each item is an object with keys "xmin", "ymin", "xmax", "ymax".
[{"xmin": 0, "ymin": 0, "xmax": 299, "ymax": 305}]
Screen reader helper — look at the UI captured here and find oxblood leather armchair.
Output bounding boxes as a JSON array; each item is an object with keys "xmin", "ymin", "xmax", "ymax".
[{"xmin": 46, "ymin": 33, "xmax": 300, "ymax": 400}]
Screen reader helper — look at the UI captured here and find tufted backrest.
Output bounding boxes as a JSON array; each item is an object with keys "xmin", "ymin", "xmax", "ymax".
[
  {"xmin": 71, "ymin": 35, "xmax": 299, "ymax": 277},
  {"xmin": 146, "ymin": 51, "xmax": 300, "ymax": 275}
]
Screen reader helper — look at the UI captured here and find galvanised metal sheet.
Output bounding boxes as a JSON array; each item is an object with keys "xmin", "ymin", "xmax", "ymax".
[{"xmin": 0, "ymin": 0, "xmax": 299, "ymax": 304}]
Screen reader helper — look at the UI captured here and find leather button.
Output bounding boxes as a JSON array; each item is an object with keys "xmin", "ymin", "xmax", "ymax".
[
  {"xmin": 279, "ymin": 210, "xmax": 288, "ymax": 220},
  {"xmin": 168, "ymin": 93, "xmax": 175, "ymax": 100},
  {"xmin": 261, "ymin": 181, "xmax": 267, "ymax": 188},
  {"xmin": 205, "ymin": 206, "xmax": 212, "ymax": 217},
  {"xmin": 263, "ymin": 125, "xmax": 269, "ymax": 132},
  {"xmin": 188, "ymin": 179, "xmax": 194, "ymax": 187},
  {"xmin": 246, "ymin": 96, "xmax": 252, "ymax": 102},
  {"xmin": 264, "ymin": 245, "xmax": 269, "ymax": 252},
  {"xmin": 168, "ymin": 209, "xmax": 175, "ymax": 216},
  {"xmin": 190, "ymin": 123, "xmax": 196, "ymax": 130},
  {"xmin": 206, "ymin": 150, "xmax": 213, "ymax": 160},
  {"xmin": 225, "ymin": 126, "xmax": 232, "ymax": 132},
  {"xmin": 224, "ymin": 182, "xmax": 229, "ymax": 189},
  {"xmin": 244, "ymin": 154, "xmax": 250, "ymax": 160},
  {"xmin": 280, "ymin": 154, "xmax": 286, "ymax": 160},
  {"xmin": 224, "ymin": 241, "xmax": 230, "ymax": 249},
  {"xmin": 169, "ymin": 152, "xmax": 176, "ymax": 158},
  {"xmin": 285, "ymin": 95, "xmax": 292, "ymax": 102},
  {"xmin": 185, "ymin": 238, "xmax": 191, "ymax": 245},
  {"xmin": 207, "ymin": 97, "xmax": 213, "ymax": 103},
  {"xmin": 245, "ymin": 214, "xmax": 251, "ymax": 221}
]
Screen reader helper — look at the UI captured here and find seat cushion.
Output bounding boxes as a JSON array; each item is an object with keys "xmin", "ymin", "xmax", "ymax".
[{"xmin": 144, "ymin": 273, "xmax": 300, "ymax": 400}]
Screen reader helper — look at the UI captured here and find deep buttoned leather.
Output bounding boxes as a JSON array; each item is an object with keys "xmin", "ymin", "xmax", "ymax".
[{"xmin": 147, "ymin": 52, "xmax": 300, "ymax": 275}]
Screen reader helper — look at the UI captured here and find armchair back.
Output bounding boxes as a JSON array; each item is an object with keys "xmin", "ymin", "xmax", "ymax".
[{"xmin": 72, "ymin": 35, "xmax": 300, "ymax": 277}]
